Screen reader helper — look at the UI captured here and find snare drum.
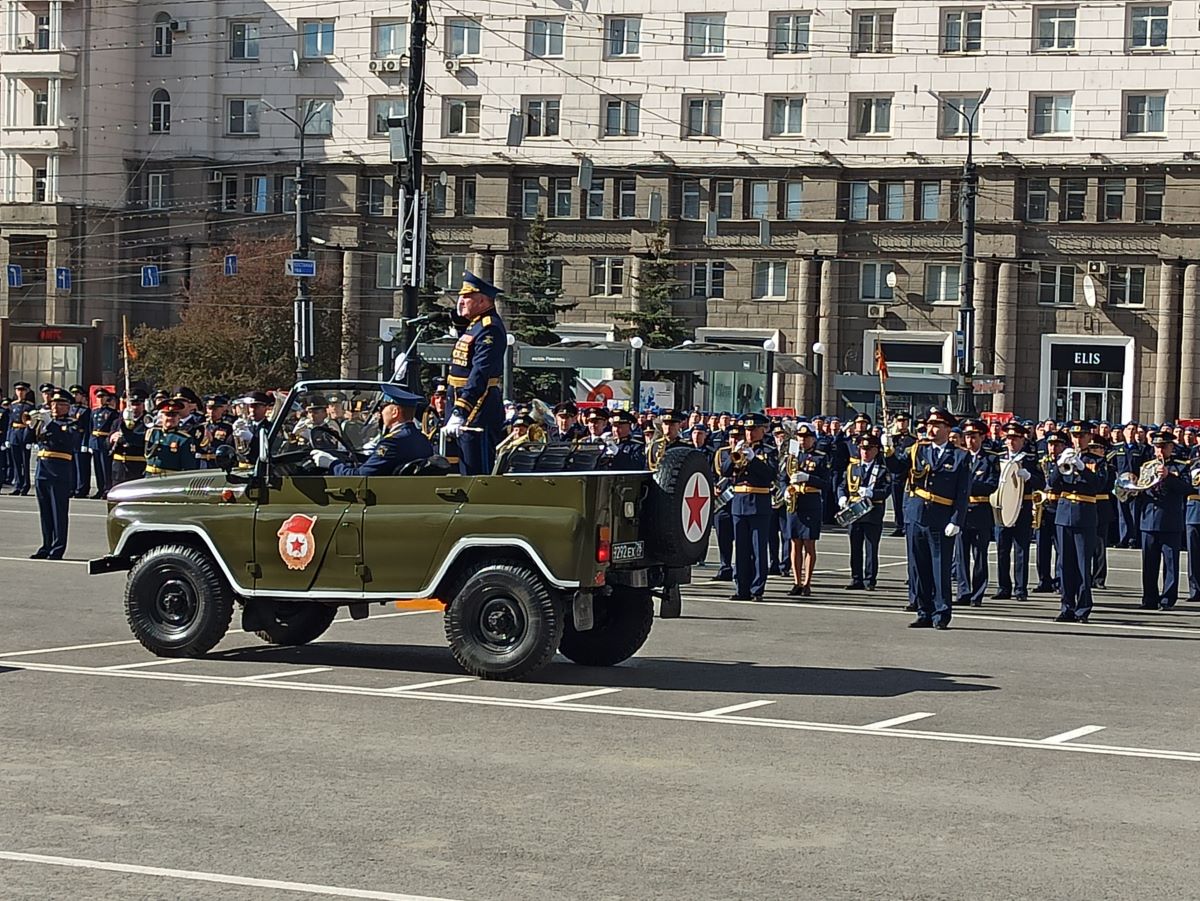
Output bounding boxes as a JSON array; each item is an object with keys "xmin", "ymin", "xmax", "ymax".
[{"xmin": 835, "ymin": 497, "xmax": 873, "ymax": 528}]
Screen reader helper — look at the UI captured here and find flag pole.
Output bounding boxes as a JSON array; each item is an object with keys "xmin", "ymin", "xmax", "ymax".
[
  {"xmin": 875, "ymin": 339, "xmax": 890, "ymax": 429},
  {"xmin": 122, "ymin": 315, "xmax": 131, "ymax": 415}
]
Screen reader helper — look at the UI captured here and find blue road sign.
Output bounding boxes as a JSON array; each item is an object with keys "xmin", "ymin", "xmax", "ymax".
[
  {"xmin": 55, "ymin": 267, "xmax": 71, "ymax": 292},
  {"xmin": 224, "ymin": 254, "xmax": 237, "ymax": 276},
  {"xmin": 141, "ymin": 265, "xmax": 161, "ymax": 288},
  {"xmin": 6, "ymin": 264, "xmax": 22, "ymax": 288},
  {"xmin": 286, "ymin": 258, "xmax": 317, "ymax": 278}
]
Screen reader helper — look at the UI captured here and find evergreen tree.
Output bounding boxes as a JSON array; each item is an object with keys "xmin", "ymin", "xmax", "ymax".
[
  {"xmin": 615, "ymin": 223, "xmax": 691, "ymax": 348},
  {"xmin": 508, "ymin": 213, "xmax": 578, "ymax": 399}
]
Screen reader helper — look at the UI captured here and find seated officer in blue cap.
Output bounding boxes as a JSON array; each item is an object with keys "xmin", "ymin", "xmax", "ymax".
[
  {"xmin": 31, "ymin": 388, "xmax": 80, "ymax": 559},
  {"xmin": 441, "ymin": 271, "xmax": 507, "ymax": 475},
  {"xmin": 309, "ymin": 384, "xmax": 434, "ymax": 476}
]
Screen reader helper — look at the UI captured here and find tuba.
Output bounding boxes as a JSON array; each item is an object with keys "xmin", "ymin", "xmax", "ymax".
[{"xmin": 989, "ymin": 452, "xmax": 1027, "ymax": 529}]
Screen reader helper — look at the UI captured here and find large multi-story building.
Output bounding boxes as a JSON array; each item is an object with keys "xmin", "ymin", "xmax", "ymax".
[{"xmin": 3, "ymin": 1, "xmax": 1200, "ymax": 421}]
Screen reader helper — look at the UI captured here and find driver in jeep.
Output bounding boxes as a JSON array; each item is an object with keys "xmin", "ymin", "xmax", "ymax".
[{"xmin": 308, "ymin": 385, "xmax": 434, "ymax": 476}]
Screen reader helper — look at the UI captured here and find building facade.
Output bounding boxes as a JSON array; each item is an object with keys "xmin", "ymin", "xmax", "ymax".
[{"xmin": 3, "ymin": 0, "xmax": 1200, "ymax": 420}]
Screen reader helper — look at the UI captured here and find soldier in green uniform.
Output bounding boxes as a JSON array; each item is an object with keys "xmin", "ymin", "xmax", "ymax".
[{"xmin": 145, "ymin": 398, "xmax": 199, "ymax": 474}]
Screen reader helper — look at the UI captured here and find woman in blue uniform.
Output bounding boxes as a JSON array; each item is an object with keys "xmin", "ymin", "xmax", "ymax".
[{"xmin": 783, "ymin": 422, "xmax": 830, "ymax": 597}]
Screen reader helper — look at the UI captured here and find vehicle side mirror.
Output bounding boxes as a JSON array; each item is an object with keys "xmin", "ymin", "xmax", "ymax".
[{"xmin": 214, "ymin": 444, "xmax": 237, "ymax": 473}]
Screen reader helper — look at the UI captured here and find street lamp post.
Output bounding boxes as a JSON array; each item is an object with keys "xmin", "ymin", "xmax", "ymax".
[
  {"xmin": 502, "ymin": 332, "xmax": 516, "ymax": 400},
  {"xmin": 629, "ymin": 336, "xmax": 644, "ymax": 412},
  {"xmin": 812, "ymin": 341, "xmax": 826, "ymax": 414},
  {"xmin": 762, "ymin": 338, "xmax": 777, "ymax": 408},
  {"xmin": 929, "ymin": 87, "xmax": 990, "ymax": 418}
]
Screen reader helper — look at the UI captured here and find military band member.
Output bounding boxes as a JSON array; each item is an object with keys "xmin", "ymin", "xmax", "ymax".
[
  {"xmin": 838, "ymin": 433, "xmax": 892, "ymax": 591},
  {"xmin": 954, "ymin": 420, "xmax": 1000, "ymax": 607},
  {"xmin": 1114, "ymin": 422, "xmax": 1149, "ymax": 548},
  {"xmin": 1089, "ymin": 437, "xmax": 1116, "ymax": 588},
  {"xmin": 605, "ymin": 409, "xmax": 646, "ymax": 470},
  {"xmin": 0, "ymin": 395, "xmax": 10, "ymax": 488},
  {"xmin": 291, "ymin": 396, "xmax": 342, "ymax": 453},
  {"xmin": 89, "ymin": 387, "xmax": 121, "ymax": 499},
  {"xmin": 768, "ymin": 421, "xmax": 791, "ymax": 578},
  {"xmin": 31, "ymin": 389, "xmax": 79, "ymax": 559},
  {"xmin": 7, "ymin": 381, "xmax": 36, "ymax": 495},
  {"xmin": 888, "ymin": 412, "xmax": 916, "ymax": 536},
  {"xmin": 441, "ymin": 271, "xmax": 507, "ymax": 475},
  {"xmin": 782, "ymin": 422, "xmax": 828, "ymax": 597},
  {"xmin": 992, "ymin": 422, "xmax": 1044, "ymax": 601},
  {"xmin": 173, "ymin": 386, "xmax": 205, "ymax": 440},
  {"xmin": 1187, "ymin": 444, "xmax": 1200, "ymax": 604},
  {"xmin": 111, "ymin": 390, "xmax": 149, "ymax": 486},
  {"xmin": 580, "ymin": 407, "xmax": 610, "ymax": 444},
  {"xmin": 68, "ymin": 384, "xmax": 92, "ymax": 499},
  {"xmin": 1047, "ymin": 420, "xmax": 1103, "ymax": 623},
  {"xmin": 719, "ymin": 413, "xmax": 776, "ymax": 602},
  {"xmin": 145, "ymin": 399, "xmax": 200, "ymax": 474},
  {"xmin": 710, "ymin": 425, "xmax": 740, "ymax": 583},
  {"xmin": 1138, "ymin": 431, "xmax": 1190, "ymax": 610},
  {"xmin": 1032, "ymin": 431, "xmax": 1066, "ymax": 594},
  {"xmin": 552, "ymin": 401, "xmax": 586, "ymax": 444},
  {"xmin": 234, "ymin": 391, "xmax": 273, "ymax": 467},
  {"xmin": 198, "ymin": 395, "xmax": 236, "ymax": 468},
  {"xmin": 647, "ymin": 410, "xmax": 688, "ymax": 470},
  {"xmin": 310, "ymin": 385, "xmax": 434, "ymax": 476}
]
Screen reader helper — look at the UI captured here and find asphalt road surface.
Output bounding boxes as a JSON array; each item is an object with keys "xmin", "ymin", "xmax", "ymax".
[{"xmin": 3, "ymin": 495, "xmax": 1200, "ymax": 900}]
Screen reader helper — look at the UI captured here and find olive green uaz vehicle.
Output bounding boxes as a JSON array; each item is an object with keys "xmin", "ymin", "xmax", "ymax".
[{"xmin": 89, "ymin": 381, "xmax": 714, "ymax": 680}]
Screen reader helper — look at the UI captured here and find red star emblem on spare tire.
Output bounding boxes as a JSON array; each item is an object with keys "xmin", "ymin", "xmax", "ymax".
[{"xmin": 685, "ymin": 480, "xmax": 709, "ymax": 532}]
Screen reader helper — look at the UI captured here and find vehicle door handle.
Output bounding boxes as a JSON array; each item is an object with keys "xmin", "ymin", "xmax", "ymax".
[
  {"xmin": 324, "ymin": 487, "xmax": 356, "ymax": 502},
  {"xmin": 436, "ymin": 487, "xmax": 469, "ymax": 503}
]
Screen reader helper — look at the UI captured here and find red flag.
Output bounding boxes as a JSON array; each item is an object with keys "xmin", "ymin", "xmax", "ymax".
[
  {"xmin": 874, "ymin": 343, "xmax": 889, "ymax": 382},
  {"xmin": 124, "ymin": 336, "xmax": 138, "ymax": 362}
]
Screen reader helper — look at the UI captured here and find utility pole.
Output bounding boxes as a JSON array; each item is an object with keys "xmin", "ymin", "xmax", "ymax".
[{"xmin": 395, "ymin": 0, "xmax": 428, "ymax": 391}]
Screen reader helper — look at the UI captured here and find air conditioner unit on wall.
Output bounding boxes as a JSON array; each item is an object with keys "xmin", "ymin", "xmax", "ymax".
[
  {"xmin": 1087, "ymin": 260, "xmax": 1108, "ymax": 276},
  {"xmin": 867, "ymin": 303, "xmax": 888, "ymax": 320},
  {"xmin": 209, "ymin": 170, "xmax": 224, "ymax": 183},
  {"xmin": 170, "ymin": 19, "xmax": 187, "ymax": 31},
  {"xmin": 445, "ymin": 57, "xmax": 462, "ymax": 74}
]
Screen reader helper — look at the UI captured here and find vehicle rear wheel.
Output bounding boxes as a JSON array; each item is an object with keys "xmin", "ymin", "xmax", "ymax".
[
  {"xmin": 444, "ymin": 561, "xmax": 563, "ymax": 680},
  {"xmin": 124, "ymin": 544, "xmax": 234, "ymax": 657},
  {"xmin": 247, "ymin": 600, "xmax": 338, "ymax": 646},
  {"xmin": 559, "ymin": 588, "xmax": 654, "ymax": 667}
]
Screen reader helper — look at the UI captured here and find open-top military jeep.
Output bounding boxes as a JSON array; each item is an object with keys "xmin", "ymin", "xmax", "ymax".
[{"xmin": 89, "ymin": 381, "xmax": 714, "ymax": 680}]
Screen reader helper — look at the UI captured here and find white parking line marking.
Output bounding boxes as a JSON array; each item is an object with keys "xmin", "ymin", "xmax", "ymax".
[
  {"xmin": 101, "ymin": 658, "xmax": 192, "ymax": 671},
  {"xmin": 239, "ymin": 667, "xmax": 332, "ymax": 682},
  {"xmin": 385, "ymin": 677, "xmax": 477, "ymax": 692},
  {"xmin": 698, "ymin": 700, "xmax": 776, "ymax": 717},
  {"xmin": 7, "ymin": 661, "xmax": 1200, "ymax": 764},
  {"xmin": 863, "ymin": 712, "xmax": 936, "ymax": 730},
  {"xmin": 0, "ymin": 638, "xmax": 141, "ymax": 659},
  {"xmin": 1041, "ymin": 725, "xmax": 1106, "ymax": 744},
  {"xmin": 0, "ymin": 850, "xmax": 465, "ymax": 901},
  {"xmin": 539, "ymin": 687, "xmax": 622, "ymax": 704},
  {"xmin": 0, "ymin": 555, "xmax": 88, "ymax": 566}
]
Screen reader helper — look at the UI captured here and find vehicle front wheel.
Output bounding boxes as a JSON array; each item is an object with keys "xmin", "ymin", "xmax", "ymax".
[
  {"xmin": 444, "ymin": 561, "xmax": 563, "ymax": 680},
  {"xmin": 124, "ymin": 544, "xmax": 234, "ymax": 657},
  {"xmin": 246, "ymin": 600, "xmax": 338, "ymax": 646},
  {"xmin": 558, "ymin": 588, "xmax": 654, "ymax": 667}
]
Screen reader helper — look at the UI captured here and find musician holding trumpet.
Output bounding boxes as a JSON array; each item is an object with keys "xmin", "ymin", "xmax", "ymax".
[
  {"xmin": 837, "ymin": 433, "xmax": 892, "ymax": 591},
  {"xmin": 719, "ymin": 413, "xmax": 777, "ymax": 602},
  {"xmin": 1136, "ymin": 431, "xmax": 1190, "ymax": 610},
  {"xmin": 781, "ymin": 422, "xmax": 830, "ymax": 597},
  {"xmin": 1047, "ymin": 420, "xmax": 1104, "ymax": 623}
]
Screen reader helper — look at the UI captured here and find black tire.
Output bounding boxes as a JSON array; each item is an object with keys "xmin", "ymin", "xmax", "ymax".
[
  {"xmin": 248, "ymin": 600, "xmax": 338, "ymax": 646},
  {"xmin": 444, "ymin": 561, "xmax": 563, "ymax": 680},
  {"xmin": 124, "ymin": 544, "xmax": 234, "ymax": 657},
  {"xmin": 559, "ymin": 588, "xmax": 654, "ymax": 667},
  {"xmin": 642, "ymin": 447, "xmax": 714, "ymax": 565}
]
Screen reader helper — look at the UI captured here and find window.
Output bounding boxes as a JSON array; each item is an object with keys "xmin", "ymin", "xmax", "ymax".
[
  {"xmin": 586, "ymin": 179, "xmax": 605, "ymax": 218},
  {"xmin": 521, "ymin": 178, "xmax": 540, "ymax": 218},
  {"xmin": 33, "ymin": 167, "xmax": 47, "ymax": 202},
  {"xmin": 853, "ymin": 11, "xmax": 894, "ymax": 53},
  {"xmin": 882, "ymin": 181, "xmax": 904, "ymax": 220},
  {"xmin": 767, "ymin": 96, "xmax": 804, "ymax": 136},
  {"xmin": 681, "ymin": 179, "xmax": 702, "ymax": 219},
  {"xmin": 550, "ymin": 177, "xmax": 572, "ymax": 218},
  {"xmin": 940, "ymin": 95, "xmax": 981, "ymax": 137},
  {"xmin": 848, "ymin": 181, "xmax": 870, "ymax": 220},
  {"xmin": 942, "ymin": 8, "xmax": 982, "ymax": 52},
  {"xmin": 153, "ymin": 12, "xmax": 173, "ymax": 57},
  {"xmin": 376, "ymin": 253, "xmax": 397, "ymax": 289},
  {"xmin": 1060, "ymin": 177, "xmax": 1086, "ymax": 222},
  {"xmin": 685, "ymin": 97, "xmax": 722, "ymax": 138},
  {"xmin": 445, "ymin": 98, "xmax": 480, "ymax": 136},
  {"xmin": 1124, "ymin": 93, "xmax": 1166, "ymax": 136},
  {"xmin": 606, "ymin": 16, "xmax": 641, "ymax": 56},
  {"xmin": 616, "ymin": 178, "xmax": 637, "ymax": 219},
  {"xmin": 34, "ymin": 15, "xmax": 50, "ymax": 50},
  {"xmin": 147, "ymin": 172, "xmax": 169, "ymax": 210},
  {"xmin": 752, "ymin": 261, "xmax": 787, "ymax": 299},
  {"xmin": 226, "ymin": 98, "xmax": 260, "ymax": 135},
  {"xmin": 229, "ymin": 21, "xmax": 259, "ymax": 60},
  {"xmin": 299, "ymin": 98, "xmax": 332, "ymax": 136},
  {"xmin": 148, "ymin": 89, "xmax": 170, "ymax": 133},
  {"xmin": 301, "ymin": 19, "xmax": 335, "ymax": 58},
  {"xmin": 221, "ymin": 175, "xmax": 239, "ymax": 212},
  {"xmin": 603, "ymin": 98, "xmax": 640, "ymax": 137},
  {"xmin": 33, "ymin": 89, "xmax": 48, "ymax": 127},
  {"xmin": 925, "ymin": 264, "xmax": 960, "ymax": 303},
  {"xmin": 281, "ymin": 176, "xmax": 326, "ymax": 212},
  {"xmin": 1129, "ymin": 5, "xmax": 1168, "ymax": 50},
  {"xmin": 370, "ymin": 97, "xmax": 407, "ymax": 137},
  {"xmin": 528, "ymin": 17, "xmax": 564, "ymax": 57},
  {"xmin": 684, "ymin": 14, "xmax": 725, "ymax": 57},
  {"xmin": 1137, "ymin": 177, "xmax": 1164, "ymax": 222},
  {"xmin": 1025, "ymin": 178, "xmax": 1050, "ymax": 221},
  {"xmin": 918, "ymin": 181, "xmax": 940, "ymax": 220},
  {"xmin": 689, "ymin": 261, "xmax": 725, "ymax": 298},
  {"xmin": 591, "ymin": 257, "xmax": 625, "ymax": 295},
  {"xmin": 852, "ymin": 96, "xmax": 892, "ymax": 136},
  {"xmin": 249, "ymin": 175, "xmax": 269, "ymax": 213},
  {"xmin": 457, "ymin": 176, "xmax": 476, "ymax": 215},
  {"xmin": 771, "ymin": 13, "xmax": 810, "ymax": 54},
  {"xmin": 782, "ymin": 181, "xmax": 803, "ymax": 220},
  {"xmin": 1032, "ymin": 94, "xmax": 1073, "ymax": 136},
  {"xmin": 748, "ymin": 181, "xmax": 770, "ymax": 219},
  {"xmin": 860, "ymin": 262, "xmax": 895, "ymax": 300},
  {"xmin": 365, "ymin": 177, "xmax": 388, "ymax": 215},
  {"xmin": 524, "ymin": 98, "xmax": 560, "ymax": 137},
  {"xmin": 432, "ymin": 254, "xmax": 469, "ymax": 291},
  {"xmin": 1109, "ymin": 266, "xmax": 1146, "ymax": 306},
  {"xmin": 427, "ymin": 178, "xmax": 447, "ymax": 215},
  {"xmin": 1035, "ymin": 6, "xmax": 1076, "ymax": 51},
  {"xmin": 1038, "ymin": 265, "xmax": 1075, "ymax": 305},
  {"xmin": 712, "ymin": 179, "xmax": 734, "ymax": 219},
  {"xmin": 374, "ymin": 20, "xmax": 407, "ymax": 57},
  {"xmin": 447, "ymin": 19, "xmax": 481, "ymax": 56},
  {"xmin": 1101, "ymin": 178, "xmax": 1125, "ymax": 221}
]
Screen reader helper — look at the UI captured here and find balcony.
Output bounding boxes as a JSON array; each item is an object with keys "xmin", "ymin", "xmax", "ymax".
[
  {"xmin": 1, "ymin": 125, "xmax": 75, "ymax": 152},
  {"xmin": 0, "ymin": 49, "xmax": 78, "ymax": 78}
]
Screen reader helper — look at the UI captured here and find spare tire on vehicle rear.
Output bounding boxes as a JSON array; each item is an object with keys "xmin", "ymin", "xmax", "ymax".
[{"xmin": 640, "ymin": 447, "xmax": 713, "ymax": 566}]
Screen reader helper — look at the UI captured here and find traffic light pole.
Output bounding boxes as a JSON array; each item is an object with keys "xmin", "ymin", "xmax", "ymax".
[{"xmin": 396, "ymin": 0, "xmax": 428, "ymax": 391}]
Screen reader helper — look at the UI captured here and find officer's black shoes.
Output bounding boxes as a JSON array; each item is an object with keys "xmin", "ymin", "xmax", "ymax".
[
  {"xmin": 750, "ymin": 595, "xmax": 764, "ymax": 603},
  {"xmin": 991, "ymin": 591, "xmax": 1012, "ymax": 600},
  {"xmin": 1076, "ymin": 615, "xmax": 1089, "ymax": 624},
  {"xmin": 865, "ymin": 583, "xmax": 877, "ymax": 591},
  {"xmin": 904, "ymin": 601, "xmax": 918, "ymax": 612},
  {"xmin": 889, "ymin": 528, "xmax": 904, "ymax": 537},
  {"xmin": 970, "ymin": 600, "xmax": 983, "ymax": 607},
  {"xmin": 908, "ymin": 619, "xmax": 932, "ymax": 629},
  {"xmin": 787, "ymin": 585, "xmax": 804, "ymax": 597},
  {"xmin": 711, "ymin": 572, "xmax": 733, "ymax": 582},
  {"xmin": 1054, "ymin": 613, "xmax": 1074, "ymax": 623},
  {"xmin": 46, "ymin": 552, "xmax": 63, "ymax": 561},
  {"xmin": 1093, "ymin": 580, "xmax": 1106, "ymax": 589},
  {"xmin": 730, "ymin": 594, "xmax": 751, "ymax": 601},
  {"xmin": 934, "ymin": 622, "xmax": 950, "ymax": 630},
  {"xmin": 1160, "ymin": 601, "xmax": 1176, "ymax": 610},
  {"xmin": 1139, "ymin": 602, "xmax": 1159, "ymax": 610},
  {"xmin": 28, "ymin": 551, "xmax": 47, "ymax": 560},
  {"xmin": 844, "ymin": 581, "xmax": 866, "ymax": 590},
  {"xmin": 767, "ymin": 566, "xmax": 783, "ymax": 577},
  {"xmin": 1014, "ymin": 593, "xmax": 1029, "ymax": 601},
  {"xmin": 1032, "ymin": 584, "xmax": 1056, "ymax": 594}
]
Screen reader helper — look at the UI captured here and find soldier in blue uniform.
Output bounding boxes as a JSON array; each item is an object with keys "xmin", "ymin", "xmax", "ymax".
[
  {"xmin": 1089, "ymin": 437, "xmax": 1116, "ymax": 588},
  {"xmin": 1138, "ymin": 431, "xmax": 1190, "ymax": 610},
  {"xmin": 310, "ymin": 385, "xmax": 434, "ymax": 476},
  {"xmin": 782, "ymin": 421, "xmax": 828, "ymax": 597},
  {"xmin": 145, "ymin": 399, "xmax": 200, "ymax": 474},
  {"xmin": 954, "ymin": 419, "xmax": 1000, "ymax": 607},
  {"xmin": 197, "ymin": 394, "xmax": 236, "ymax": 468},
  {"xmin": 1047, "ymin": 420, "xmax": 1104, "ymax": 623},
  {"xmin": 720, "ymin": 412, "xmax": 777, "ymax": 602},
  {"xmin": 68, "ymin": 384, "xmax": 92, "ymax": 498},
  {"xmin": 1186, "ymin": 442, "xmax": 1200, "ymax": 603},
  {"xmin": 7, "ymin": 381, "xmax": 35, "ymax": 495},
  {"xmin": 551, "ymin": 401, "xmax": 586, "ymax": 444},
  {"xmin": 112, "ymin": 390, "xmax": 149, "ymax": 485},
  {"xmin": 888, "ymin": 412, "xmax": 915, "ymax": 536},
  {"xmin": 0, "ymin": 395, "xmax": 10, "ymax": 488},
  {"xmin": 992, "ymin": 422, "xmax": 1044, "ymax": 601},
  {"xmin": 234, "ymin": 391, "xmax": 274, "ymax": 467},
  {"xmin": 30, "ymin": 389, "xmax": 79, "ymax": 559},
  {"xmin": 1113, "ymin": 422, "xmax": 1148, "ymax": 549},
  {"xmin": 441, "ymin": 271, "xmax": 507, "ymax": 475},
  {"xmin": 89, "ymin": 387, "xmax": 121, "ymax": 498},
  {"xmin": 605, "ymin": 409, "xmax": 646, "ymax": 470},
  {"xmin": 885, "ymin": 406, "xmax": 971, "ymax": 630},
  {"xmin": 1032, "ymin": 430, "xmax": 1066, "ymax": 593},
  {"xmin": 837, "ymin": 432, "xmax": 892, "ymax": 591},
  {"xmin": 710, "ymin": 425, "xmax": 740, "ymax": 582}
]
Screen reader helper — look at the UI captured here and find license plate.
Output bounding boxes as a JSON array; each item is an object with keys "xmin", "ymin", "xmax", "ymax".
[{"xmin": 611, "ymin": 541, "xmax": 644, "ymax": 562}]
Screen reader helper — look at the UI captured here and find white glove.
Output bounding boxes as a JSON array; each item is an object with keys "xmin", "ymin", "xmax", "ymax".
[
  {"xmin": 838, "ymin": 496, "xmax": 849, "ymax": 509},
  {"xmin": 1017, "ymin": 468, "xmax": 1031, "ymax": 481},
  {"xmin": 944, "ymin": 523, "xmax": 961, "ymax": 538},
  {"xmin": 790, "ymin": 471, "xmax": 808, "ymax": 484},
  {"xmin": 857, "ymin": 485, "xmax": 871, "ymax": 499},
  {"xmin": 234, "ymin": 425, "xmax": 254, "ymax": 443},
  {"xmin": 1073, "ymin": 457, "xmax": 1085, "ymax": 472},
  {"xmin": 442, "ymin": 413, "xmax": 464, "ymax": 438},
  {"xmin": 742, "ymin": 446, "xmax": 756, "ymax": 462},
  {"xmin": 881, "ymin": 432, "xmax": 893, "ymax": 451},
  {"xmin": 309, "ymin": 449, "xmax": 337, "ymax": 469}
]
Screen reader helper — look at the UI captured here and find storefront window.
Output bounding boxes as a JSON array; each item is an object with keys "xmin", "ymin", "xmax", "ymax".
[
  {"xmin": 9, "ymin": 342, "xmax": 82, "ymax": 392},
  {"xmin": 1049, "ymin": 343, "xmax": 1125, "ymax": 423},
  {"xmin": 707, "ymin": 370, "xmax": 767, "ymax": 416}
]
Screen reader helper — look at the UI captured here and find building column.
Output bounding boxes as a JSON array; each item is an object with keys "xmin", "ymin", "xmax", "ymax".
[
  {"xmin": 491, "ymin": 253, "xmax": 509, "ymax": 321},
  {"xmin": 991, "ymin": 262, "xmax": 1018, "ymax": 413},
  {"xmin": 1153, "ymin": 261, "xmax": 1182, "ymax": 424},
  {"xmin": 340, "ymin": 250, "xmax": 359, "ymax": 378},
  {"xmin": 1179, "ymin": 264, "xmax": 1200, "ymax": 419},
  {"xmin": 628, "ymin": 255, "xmax": 642, "ymax": 311},
  {"xmin": 817, "ymin": 258, "xmax": 839, "ymax": 414},
  {"xmin": 44, "ymin": 236, "xmax": 67, "ymax": 324},
  {"xmin": 972, "ymin": 259, "xmax": 995, "ymax": 376},
  {"xmin": 793, "ymin": 257, "xmax": 817, "ymax": 411},
  {"xmin": 0, "ymin": 234, "xmax": 11, "ymax": 319}
]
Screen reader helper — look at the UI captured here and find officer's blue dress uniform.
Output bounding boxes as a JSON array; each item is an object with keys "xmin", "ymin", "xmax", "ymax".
[
  {"xmin": 329, "ymin": 421, "xmax": 435, "ymax": 476},
  {"xmin": 32, "ymin": 393, "xmax": 80, "ymax": 559},
  {"xmin": 837, "ymin": 444, "xmax": 892, "ymax": 588},
  {"xmin": 719, "ymin": 416, "xmax": 777, "ymax": 600},
  {"xmin": 68, "ymin": 389, "xmax": 91, "ymax": 498},
  {"xmin": 1137, "ymin": 443, "xmax": 1189, "ymax": 609},
  {"xmin": 1033, "ymin": 445, "xmax": 1063, "ymax": 592},
  {"xmin": 1090, "ymin": 445, "xmax": 1115, "ymax": 587},
  {"xmin": 712, "ymin": 438, "xmax": 739, "ymax": 581},
  {"xmin": 0, "ymin": 400, "xmax": 11, "ymax": 487},
  {"xmin": 447, "ymin": 272, "xmax": 506, "ymax": 476},
  {"xmin": 89, "ymin": 399, "xmax": 121, "ymax": 497},
  {"xmin": 1115, "ymin": 434, "xmax": 1150, "ymax": 547},
  {"xmin": 782, "ymin": 442, "xmax": 828, "ymax": 541},
  {"xmin": 1048, "ymin": 441, "xmax": 1103, "ymax": 622},
  {"xmin": 994, "ymin": 443, "xmax": 1045, "ymax": 599},
  {"xmin": 955, "ymin": 437, "xmax": 1000, "ymax": 606},
  {"xmin": 7, "ymin": 387, "xmax": 35, "ymax": 495},
  {"xmin": 889, "ymin": 427, "xmax": 916, "ymax": 533},
  {"xmin": 1186, "ymin": 448, "xmax": 1200, "ymax": 603}
]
